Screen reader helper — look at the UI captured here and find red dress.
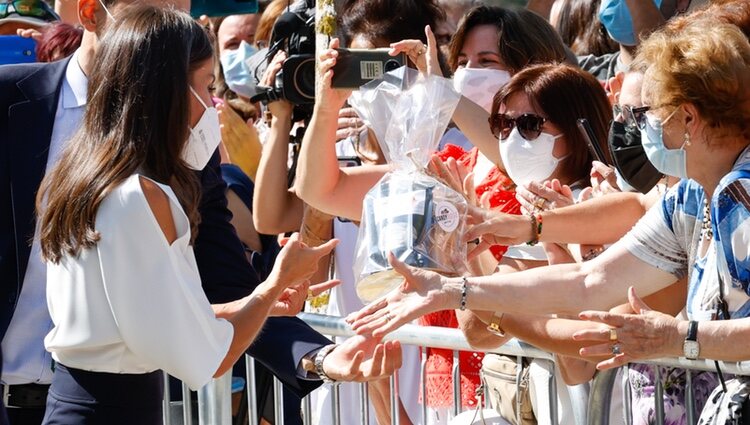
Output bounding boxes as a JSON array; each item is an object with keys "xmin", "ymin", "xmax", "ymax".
[{"xmin": 421, "ymin": 145, "xmax": 521, "ymax": 409}]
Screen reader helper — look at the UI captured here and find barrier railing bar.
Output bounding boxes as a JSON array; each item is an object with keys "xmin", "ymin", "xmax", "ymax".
[
  {"xmin": 331, "ymin": 382, "xmax": 341, "ymax": 425},
  {"xmin": 420, "ymin": 347, "xmax": 427, "ymax": 425},
  {"xmin": 197, "ymin": 371, "xmax": 232, "ymax": 425},
  {"xmin": 389, "ymin": 374, "xmax": 400, "ymax": 425},
  {"xmin": 686, "ymin": 368, "xmax": 695, "ymax": 425},
  {"xmin": 654, "ymin": 365, "xmax": 664, "ymax": 423},
  {"xmin": 245, "ymin": 355, "xmax": 258, "ymax": 425},
  {"xmin": 623, "ymin": 364, "xmax": 632, "ymax": 425},
  {"xmin": 163, "ymin": 372, "xmax": 172, "ymax": 425},
  {"xmin": 298, "ymin": 313, "xmax": 555, "ymax": 360},
  {"xmin": 452, "ymin": 350, "xmax": 461, "ymax": 417},
  {"xmin": 272, "ymin": 377, "xmax": 284, "ymax": 425},
  {"xmin": 181, "ymin": 382, "xmax": 193, "ymax": 425},
  {"xmin": 586, "ymin": 367, "xmax": 618, "ymax": 425},
  {"xmin": 302, "ymin": 393, "xmax": 312, "ymax": 425},
  {"xmin": 547, "ymin": 359, "xmax": 559, "ymax": 425},
  {"xmin": 359, "ymin": 382, "xmax": 370, "ymax": 425},
  {"xmin": 569, "ymin": 382, "xmax": 590, "ymax": 425},
  {"xmin": 515, "ymin": 355, "xmax": 523, "ymax": 425}
]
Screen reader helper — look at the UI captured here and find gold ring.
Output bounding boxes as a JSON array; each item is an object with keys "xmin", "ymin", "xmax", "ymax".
[
  {"xmin": 307, "ymin": 289, "xmax": 314, "ymax": 300},
  {"xmin": 609, "ymin": 328, "xmax": 617, "ymax": 341},
  {"xmin": 533, "ymin": 198, "xmax": 545, "ymax": 210}
]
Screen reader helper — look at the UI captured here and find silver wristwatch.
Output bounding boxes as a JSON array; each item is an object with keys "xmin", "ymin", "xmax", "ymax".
[
  {"xmin": 683, "ymin": 320, "xmax": 700, "ymax": 360},
  {"xmin": 314, "ymin": 344, "xmax": 339, "ymax": 385}
]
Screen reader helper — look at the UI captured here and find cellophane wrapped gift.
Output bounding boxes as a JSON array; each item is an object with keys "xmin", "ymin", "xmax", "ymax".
[{"xmin": 349, "ymin": 67, "xmax": 467, "ymax": 303}]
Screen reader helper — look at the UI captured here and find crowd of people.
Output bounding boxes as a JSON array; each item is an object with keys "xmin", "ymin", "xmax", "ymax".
[{"xmin": 2, "ymin": 0, "xmax": 750, "ymax": 424}]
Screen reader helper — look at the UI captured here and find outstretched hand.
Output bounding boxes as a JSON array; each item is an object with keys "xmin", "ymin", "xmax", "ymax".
[
  {"xmin": 270, "ymin": 233, "xmax": 339, "ymax": 290},
  {"xmin": 323, "ymin": 335, "xmax": 402, "ymax": 382},
  {"xmin": 463, "ymin": 208, "xmax": 531, "ymax": 258},
  {"xmin": 270, "ymin": 279, "xmax": 340, "ymax": 317},
  {"xmin": 573, "ymin": 287, "xmax": 682, "ymax": 369},
  {"xmin": 346, "ymin": 253, "xmax": 448, "ymax": 338}
]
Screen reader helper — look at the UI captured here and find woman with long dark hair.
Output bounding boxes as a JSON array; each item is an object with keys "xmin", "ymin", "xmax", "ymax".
[{"xmin": 36, "ymin": 6, "xmax": 337, "ymax": 424}]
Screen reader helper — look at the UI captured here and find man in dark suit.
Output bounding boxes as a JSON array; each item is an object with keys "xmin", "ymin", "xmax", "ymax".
[{"xmin": 0, "ymin": 0, "xmax": 400, "ymax": 424}]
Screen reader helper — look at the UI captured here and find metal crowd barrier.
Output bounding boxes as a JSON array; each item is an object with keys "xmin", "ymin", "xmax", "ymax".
[
  {"xmin": 163, "ymin": 313, "xmax": 750, "ymax": 425},
  {"xmin": 588, "ymin": 358, "xmax": 750, "ymax": 425}
]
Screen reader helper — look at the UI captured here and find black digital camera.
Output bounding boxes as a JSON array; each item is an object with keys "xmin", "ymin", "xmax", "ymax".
[{"xmin": 249, "ymin": 0, "xmax": 315, "ymax": 120}]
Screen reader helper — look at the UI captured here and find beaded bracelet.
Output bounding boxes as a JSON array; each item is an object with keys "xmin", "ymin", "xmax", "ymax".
[
  {"xmin": 525, "ymin": 213, "xmax": 544, "ymax": 246},
  {"xmin": 459, "ymin": 276, "xmax": 468, "ymax": 311}
]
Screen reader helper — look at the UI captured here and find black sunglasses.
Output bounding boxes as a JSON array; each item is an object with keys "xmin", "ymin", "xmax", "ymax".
[
  {"xmin": 488, "ymin": 113, "xmax": 547, "ymax": 141},
  {"xmin": 613, "ymin": 104, "xmax": 650, "ymax": 130},
  {"xmin": 0, "ymin": 0, "xmax": 60, "ymax": 21}
]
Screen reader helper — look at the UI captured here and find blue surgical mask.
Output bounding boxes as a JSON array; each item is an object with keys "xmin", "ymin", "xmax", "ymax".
[
  {"xmin": 599, "ymin": 0, "xmax": 663, "ymax": 46},
  {"xmin": 640, "ymin": 109, "xmax": 688, "ymax": 179},
  {"xmin": 220, "ymin": 41, "xmax": 258, "ymax": 98}
]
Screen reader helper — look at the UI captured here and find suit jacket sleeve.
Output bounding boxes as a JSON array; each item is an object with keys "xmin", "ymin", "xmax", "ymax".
[{"xmin": 195, "ymin": 152, "xmax": 331, "ymax": 396}]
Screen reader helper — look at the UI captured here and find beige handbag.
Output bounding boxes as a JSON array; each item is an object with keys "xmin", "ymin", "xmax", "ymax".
[{"xmin": 481, "ymin": 354, "xmax": 536, "ymax": 425}]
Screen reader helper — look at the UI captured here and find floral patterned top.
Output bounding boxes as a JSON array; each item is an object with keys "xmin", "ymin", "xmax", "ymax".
[{"xmin": 628, "ymin": 364, "xmax": 719, "ymax": 425}]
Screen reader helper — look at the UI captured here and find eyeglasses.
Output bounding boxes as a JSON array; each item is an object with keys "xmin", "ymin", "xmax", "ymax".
[
  {"xmin": 613, "ymin": 104, "xmax": 650, "ymax": 130},
  {"xmin": 0, "ymin": 0, "xmax": 60, "ymax": 22},
  {"xmin": 488, "ymin": 113, "xmax": 547, "ymax": 141}
]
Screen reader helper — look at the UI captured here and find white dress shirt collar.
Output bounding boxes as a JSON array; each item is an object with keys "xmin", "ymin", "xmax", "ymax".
[{"xmin": 61, "ymin": 50, "xmax": 88, "ymax": 110}]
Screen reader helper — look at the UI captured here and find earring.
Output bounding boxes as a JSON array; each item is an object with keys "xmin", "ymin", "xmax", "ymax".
[{"xmin": 684, "ymin": 131, "xmax": 691, "ymax": 146}]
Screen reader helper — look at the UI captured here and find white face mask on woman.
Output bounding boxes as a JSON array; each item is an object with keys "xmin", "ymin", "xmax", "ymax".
[
  {"xmin": 453, "ymin": 68, "xmax": 511, "ymax": 113},
  {"xmin": 183, "ymin": 86, "xmax": 222, "ymax": 170},
  {"xmin": 499, "ymin": 127, "xmax": 564, "ymax": 188}
]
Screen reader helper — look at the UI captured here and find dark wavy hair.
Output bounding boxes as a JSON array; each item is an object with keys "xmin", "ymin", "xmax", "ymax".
[
  {"xmin": 38, "ymin": 5, "xmax": 213, "ymax": 262},
  {"xmin": 339, "ymin": 0, "xmax": 445, "ymax": 47},
  {"xmin": 554, "ymin": 0, "xmax": 618, "ymax": 57},
  {"xmin": 492, "ymin": 63, "xmax": 613, "ymax": 186}
]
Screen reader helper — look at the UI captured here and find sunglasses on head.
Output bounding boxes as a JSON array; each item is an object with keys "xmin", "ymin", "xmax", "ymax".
[
  {"xmin": 0, "ymin": 0, "xmax": 60, "ymax": 21},
  {"xmin": 488, "ymin": 113, "xmax": 547, "ymax": 141},
  {"xmin": 613, "ymin": 104, "xmax": 650, "ymax": 130}
]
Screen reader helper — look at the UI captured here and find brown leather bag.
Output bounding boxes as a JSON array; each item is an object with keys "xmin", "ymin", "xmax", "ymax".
[{"xmin": 481, "ymin": 354, "xmax": 536, "ymax": 425}]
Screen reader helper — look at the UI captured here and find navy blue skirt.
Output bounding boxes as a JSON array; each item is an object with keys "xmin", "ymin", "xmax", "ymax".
[{"xmin": 42, "ymin": 363, "xmax": 163, "ymax": 425}]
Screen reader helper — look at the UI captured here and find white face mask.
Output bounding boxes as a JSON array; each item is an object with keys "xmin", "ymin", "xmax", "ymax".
[
  {"xmin": 499, "ymin": 127, "xmax": 564, "ymax": 188},
  {"xmin": 453, "ymin": 68, "xmax": 511, "ymax": 113},
  {"xmin": 183, "ymin": 86, "xmax": 222, "ymax": 170}
]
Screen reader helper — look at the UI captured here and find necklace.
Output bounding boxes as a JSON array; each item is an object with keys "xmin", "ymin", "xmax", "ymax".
[{"xmin": 701, "ymin": 198, "xmax": 713, "ymax": 241}]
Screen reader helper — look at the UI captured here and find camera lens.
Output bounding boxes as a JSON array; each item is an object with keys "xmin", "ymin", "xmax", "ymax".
[
  {"xmin": 384, "ymin": 59, "xmax": 400, "ymax": 73},
  {"xmin": 293, "ymin": 56, "xmax": 316, "ymax": 102}
]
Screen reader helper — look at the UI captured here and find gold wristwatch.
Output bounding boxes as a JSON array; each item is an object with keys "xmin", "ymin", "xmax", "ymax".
[{"xmin": 486, "ymin": 313, "xmax": 506, "ymax": 337}]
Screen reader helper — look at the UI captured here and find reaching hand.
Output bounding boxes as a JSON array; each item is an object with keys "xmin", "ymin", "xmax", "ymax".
[
  {"xmin": 322, "ymin": 335, "xmax": 402, "ymax": 382},
  {"xmin": 16, "ymin": 28, "xmax": 42, "ymax": 41},
  {"xmin": 269, "ymin": 233, "xmax": 338, "ymax": 290},
  {"xmin": 516, "ymin": 180, "xmax": 574, "ymax": 215},
  {"xmin": 388, "ymin": 25, "xmax": 441, "ymax": 76},
  {"xmin": 590, "ymin": 161, "xmax": 621, "ymax": 196},
  {"xmin": 318, "ymin": 38, "xmax": 354, "ymax": 112},
  {"xmin": 427, "ymin": 155, "xmax": 476, "ymax": 204},
  {"xmin": 572, "ymin": 287, "xmax": 682, "ymax": 370},
  {"xmin": 346, "ymin": 253, "xmax": 449, "ymax": 338},
  {"xmin": 463, "ymin": 208, "xmax": 531, "ymax": 258},
  {"xmin": 270, "ymin": 279, "xmax": 340, "ymax": 317}
]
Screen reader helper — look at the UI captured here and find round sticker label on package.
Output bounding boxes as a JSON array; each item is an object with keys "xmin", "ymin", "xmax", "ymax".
[{"xmin": 435, "ymin": 202, "xmax": 459, "ymax": 232}]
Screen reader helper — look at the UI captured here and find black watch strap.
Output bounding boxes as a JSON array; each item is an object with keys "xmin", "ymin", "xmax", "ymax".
[{"xmin": 686, "ymin": 320, "xmax": 698, "ymax": 342}]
